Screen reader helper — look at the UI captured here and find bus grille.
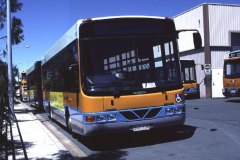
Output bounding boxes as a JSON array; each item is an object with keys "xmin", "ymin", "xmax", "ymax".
[{"xmin": 119, "ymin": 107, "xmax": 162, "ymax": 120}]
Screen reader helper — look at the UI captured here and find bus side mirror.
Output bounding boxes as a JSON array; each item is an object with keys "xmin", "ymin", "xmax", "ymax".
[{"xmin": 193, "ymin": 32, "xmax": 202, "ymax": 49}]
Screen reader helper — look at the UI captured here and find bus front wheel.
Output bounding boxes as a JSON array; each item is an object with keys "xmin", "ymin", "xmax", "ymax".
[
  {"xmin": 49, "ymin": 106, "xmax": 53, "ymax": 120},
  {"xmin": 65, "ymin": 109, "xmax": 72, "ymax": 132}
]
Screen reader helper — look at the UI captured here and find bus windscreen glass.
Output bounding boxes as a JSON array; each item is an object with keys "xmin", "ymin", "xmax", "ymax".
[
  {"xmin": 225, "ymin": 62, "xmax": 240, "ymax": 78},
  {"xmin": 80, "ymin": 18, "xmax": 181, "ymax": 96},
  {"xmin": 81, "ymin": 37, "xmax": 181, "ymax": 96}
]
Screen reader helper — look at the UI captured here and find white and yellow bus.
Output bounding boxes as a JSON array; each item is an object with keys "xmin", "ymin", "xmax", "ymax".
[
  {"xmin": 38, "ymin": 16, "xmax": 201, "ymax": 136},
  {"xmin": 180, "ymin": 60, "xmax": 200, "ymax": 98},
  {"xmin": 223, "ymin": 50, "xmax": 240, "ymax": 97}
]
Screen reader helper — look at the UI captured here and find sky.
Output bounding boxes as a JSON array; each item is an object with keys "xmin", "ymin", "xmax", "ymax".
[{"xmin": 0, "ymin": 0, "xmax": 239, "ymax": 73}]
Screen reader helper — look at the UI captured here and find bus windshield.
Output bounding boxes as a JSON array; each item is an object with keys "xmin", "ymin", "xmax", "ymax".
[
  {"xmin": 224, "ymin": 61, "xmax": 240, "ymax": 78},
  {"xmin": 81, "ymin": 35, "xmax": 181, "ymax": 95},
  {"xmin": 80, "ymin": 18, "xmax": 181, "ymax": 96},
  {"xmin": 180, "ymin": 60, "xmax": 197, "ymax": 83}
]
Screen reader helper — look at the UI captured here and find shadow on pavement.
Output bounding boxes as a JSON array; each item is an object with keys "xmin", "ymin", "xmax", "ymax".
[
  {"xmin": 32, "ymin": 150, "xmax": 126, "ymax": 160},
  {"xmin": 80, "ymin": 150, "xmax": 127, "ymax": 160},
  {"xmin": 225, "ymin": 98, "xmax": 240, "ymax": 103},
  {"xmin": 0, "ymin": 117, "xmax": 32, "ymax": 160},
  {"xmin": 31, "ymin": 150, "xmax": 73, "ymax": 160},
  {"xmin": 77, "ymin": 125, "xmax": 196, "ymax": 151}
]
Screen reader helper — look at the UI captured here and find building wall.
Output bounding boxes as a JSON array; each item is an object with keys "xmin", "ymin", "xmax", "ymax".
[
  {"xmin": 174, "ymin": 3, "xmax": 240, "ymax": 98},
  {"xmin": 211, "ymin": 49, "xmax": 230, "ymax": 68},
  {"xmin": 208, "ymin": 4, "xmax": 240, "ymax": 73},
  {"xmin": 209, "ymin": 4, "xmax": 240, "ymax": 47}
]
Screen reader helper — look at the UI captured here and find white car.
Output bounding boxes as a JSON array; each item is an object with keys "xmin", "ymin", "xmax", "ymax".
[{"xmin": 15, "ymin": 89, "xmax": 20, "ymax": 98}]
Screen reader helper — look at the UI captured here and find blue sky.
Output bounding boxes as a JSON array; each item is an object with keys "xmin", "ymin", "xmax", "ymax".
[{"xmin": 0, "ymin": 0, "xmax": 239, "ymax": 72}]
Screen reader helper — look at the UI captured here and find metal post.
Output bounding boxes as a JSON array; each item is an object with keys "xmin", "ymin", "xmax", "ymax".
[{"xmin": 7, "ymin": 0, "xmax": 14, "ymax": 121}]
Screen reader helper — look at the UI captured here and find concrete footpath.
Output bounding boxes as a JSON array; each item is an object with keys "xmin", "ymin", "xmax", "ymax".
[{"xmin": 7, "ymin": 100, "xmax": 73, "ymax": 160}]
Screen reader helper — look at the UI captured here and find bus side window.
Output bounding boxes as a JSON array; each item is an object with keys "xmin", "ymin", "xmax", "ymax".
[{"xmin": 65, "ymin": 42, "xmax": 80, "ymax": 92}]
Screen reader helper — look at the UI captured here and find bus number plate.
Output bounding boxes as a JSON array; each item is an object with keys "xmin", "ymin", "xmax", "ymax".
[
  {"xmin": 231, "ymin": 90, "xmax": 236, "ymax": 94},
  {"xmin": 132, "ymin": 125, "xmax": 151, "ymax": 132}
]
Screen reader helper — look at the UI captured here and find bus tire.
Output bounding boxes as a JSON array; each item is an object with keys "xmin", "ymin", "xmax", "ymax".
[
  {"xmin": 49, "ymin": 106, "xmax": 53, "ymax": 120},
  {"xmin": 65, "ymin": 108, "xmax": 72, "ymax": 132}
]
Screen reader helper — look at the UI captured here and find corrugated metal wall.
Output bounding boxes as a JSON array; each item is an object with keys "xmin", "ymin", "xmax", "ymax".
[
  {"xmin": 209, "ymin": 4, "xmax": 240, "ymax": 46},
  {"xmin": 174, "ymin": 3, "xmax": 240, "ymax": 98},
  {"xmin": 211, "ymin": 50, "xmax": 230, "ymax": 68}
]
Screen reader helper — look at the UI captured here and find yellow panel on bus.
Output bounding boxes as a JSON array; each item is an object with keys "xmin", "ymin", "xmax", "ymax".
[
  {"xmin": 103, "ymin": 92, "xmax": 166, "ymax": 111},
  {"xmin": 80, "ymin": 88, "xmax": 184, "ymax": 113},
  {"xmin": 183, "ymin": 82, "xmax": 198, "ymax": 90},
  {"xmin": 29, "ymin": 90, "xmax": 34, "ymax": 100},
  {"xmin": 63, "ymin": 92, "xmax": 78, "ymax": 109}
]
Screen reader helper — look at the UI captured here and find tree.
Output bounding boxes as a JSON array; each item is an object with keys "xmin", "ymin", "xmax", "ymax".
[
  {"xmin": 0, "ymin": 0, "xmax": 24, "ymax": 117},
  {"xmin": 0, "ymin": 60, "xmax": 8, "ymax": 110},
  {"xmin": 0, "ymin": 0, "xmax": 24, "ymax": 45}
]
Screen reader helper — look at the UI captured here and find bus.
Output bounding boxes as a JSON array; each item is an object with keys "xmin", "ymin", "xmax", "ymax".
[
  {"xmin": 27, "ymin": 61, "xmax": 43, "ymax": 110},
  {"xmin": 20, "ymin": 71, "xmax": 29, "ymax": 102},
  {"xmin": 39, "ymin": 16, "xmax": 201, "ymax": 136},
  {"xmin": 222, "ymin": 50, "xmax": 240, "ymax": 97},
  {"xmin": 180, "ymin": 60, "xmax": 200, "ymax": 98}
]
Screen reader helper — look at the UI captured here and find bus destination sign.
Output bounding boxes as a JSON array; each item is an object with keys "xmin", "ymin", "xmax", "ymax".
[{"xmin": 229, "ymin": 51, "xmax": 240, "ymax": 58}]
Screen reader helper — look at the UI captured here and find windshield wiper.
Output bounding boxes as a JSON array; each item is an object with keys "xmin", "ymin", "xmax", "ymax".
[
  {"xmin": 154, "ymin": 81, "xmax": 167, "ymax": 94},
  {"xmin": 113, "ymin": 88, "xmax": 121, "ymax": 99}
]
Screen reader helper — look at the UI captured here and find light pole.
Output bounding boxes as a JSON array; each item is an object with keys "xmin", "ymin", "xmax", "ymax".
[{"xmin": 7, "ymin": 0, "xmax": 14, "ymax": 121}]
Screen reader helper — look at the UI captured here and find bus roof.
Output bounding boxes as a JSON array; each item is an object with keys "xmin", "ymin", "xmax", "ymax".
[
  {"xmin": 26, "ymin": 61, "xmax": 41, "ymax": 75},
  {"xmin": 41, "ymin": 16, "xmax": 169, "ymax": 66},
  {"xmin": 225, "ymin": 50, "xmax": 240, "ymax": 59}
]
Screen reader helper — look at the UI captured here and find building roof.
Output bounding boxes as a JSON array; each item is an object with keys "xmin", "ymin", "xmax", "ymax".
[{"xmin": 173, "ymin": 3, "xmax": 240, "ymax": 18}]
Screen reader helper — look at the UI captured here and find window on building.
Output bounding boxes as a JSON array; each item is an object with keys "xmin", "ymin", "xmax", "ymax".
[{"xmin": 231, "ymin": 32, "xmax": 240, "ymax": 51}]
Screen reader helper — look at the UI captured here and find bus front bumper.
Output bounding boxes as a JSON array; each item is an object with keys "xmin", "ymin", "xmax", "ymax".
[
  {"xmin": 81, "ymin": 114, "xmax": 186, "ymax": 136},
  {"xmin": 184, "ymin": 87, "xmax": 199, "ymax": 98},
  {"xmin": 222, "ymin": 88, "xmax": 240, "ymax": 97}
]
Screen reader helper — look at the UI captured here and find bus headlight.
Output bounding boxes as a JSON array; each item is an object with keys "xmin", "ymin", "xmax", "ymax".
[
  {"xmin": 189, "ymin": 87, "xmax": 198, "ymax": 92},
  {"xmin": 165, "ymin": 108, "xmax": 174, "ymax": 115},
  {"xmin": 166, "ymin": 106, "xmax": 183, "ymax": 115},
  {"xmin": 174, "ymin": 107, "xmax": 182, "ymax": 114},
  {"xmin": 107, "ymin": 113, "xmax": 116, "ymax": 121},
  {"xmin": 96, "ymin": 115, "xmax": 106, "ymax": 122}
]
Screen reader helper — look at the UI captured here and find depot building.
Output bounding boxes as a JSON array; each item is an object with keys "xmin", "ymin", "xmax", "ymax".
[{"xmin": 173, "ymin": 3, "xmax": 240, "ymax": 98}]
